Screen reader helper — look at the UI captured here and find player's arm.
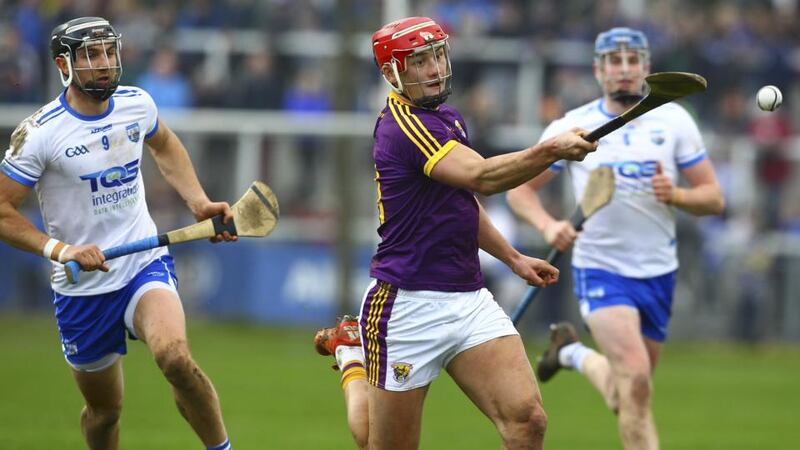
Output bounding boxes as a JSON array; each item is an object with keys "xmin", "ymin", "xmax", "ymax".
[
  {"xmin": 429, "ymin": 129, "xmax": 596, "ymax": 195},
  {"xmin": 506, "ymin": 170, "xmax": 577, "ymax": 252},
  {"xmin": 145, "ymin": 119, "xmax": 235, "ymax": 241},
  {"xmin": 476, "ymin": 201, "xmax": 558, "ymax": 288},
  {"xmin": 652, "ymin": 160, "xmax": 725, "ymax": 216},
  {"xmin": 0, "ymin": 174, "xmax": 107, "ymax": 270}
]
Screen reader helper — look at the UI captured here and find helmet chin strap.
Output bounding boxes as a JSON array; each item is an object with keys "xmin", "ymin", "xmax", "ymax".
[
  {"xmin": 609, "ymin": 90, "xmax": 643, "ymax": 107},
  {"xmin": 58, "ymin": 55, "xmax": 74, "ymax": 87},
  {"xmin": 412, "ymin": 82, "xmax": 451, "ymax": 109},
  {"xmin": 385, "ymin": 62, "xmax": 405, "ymax": 95}
]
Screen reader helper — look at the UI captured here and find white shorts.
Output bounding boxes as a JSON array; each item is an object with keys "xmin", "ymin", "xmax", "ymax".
[{"xmin": 358, "ymin": 279, "xmax": 518, "ymax": 391}]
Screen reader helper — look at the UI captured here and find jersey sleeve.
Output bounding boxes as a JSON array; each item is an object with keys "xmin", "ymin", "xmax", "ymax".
[
  {"xmin": 139, "ymin": 88, "xmax": 160, "ymax": 140},
  {"xmin": 385, "ymin": 97, "xmax": 460, "ymax": 177},
  {"xmin": 673, "ymin": 106, "xmax": 707, "ymax": 170},
  {"xmin": 1, "ymin": 118, "xmax": 49, "ymax": 187}
]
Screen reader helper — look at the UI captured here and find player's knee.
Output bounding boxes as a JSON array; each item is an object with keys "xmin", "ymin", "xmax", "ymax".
[
  {"xmin": 527, "ymin": 405, "xmax": 548, "ymax": 440},
  {"xmin": 154, "ymin": 342, "xmax": 195, "ymax": 384},
  {"xmin": 500, "ymin": 398, "xmax": 548, "ymax": 446},
  {"xmin": 83, "ymin": 404, "xmax": 122, "ymax": 429},
  {"xmin": 627, "ymin": 372, "xmax": 652, "ymax": 408}
]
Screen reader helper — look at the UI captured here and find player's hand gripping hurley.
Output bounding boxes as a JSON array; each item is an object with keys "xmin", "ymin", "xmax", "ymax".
[
  {"xmin": 509, "ymin": 167, "xmax": 615, "ymax": 325},
  {"xmin": 65, "ymin": 181, "xmax": 280, "ymax": 284}
]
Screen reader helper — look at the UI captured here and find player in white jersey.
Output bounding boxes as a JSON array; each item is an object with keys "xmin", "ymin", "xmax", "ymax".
[
  {"xmin": 507, "ymin": 28, "xmax": 724, "ymax": 450},
  {"xmin": 0, "ymin": 17, "xmax": 232, "ymax": 450}
]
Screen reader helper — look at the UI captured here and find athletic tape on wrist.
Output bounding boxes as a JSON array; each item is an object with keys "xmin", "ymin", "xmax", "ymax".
[
  {"xmin": 57, "ymin": 244, "xmax": 71, "ymax": 263},
  {"xmin": 42, "ymin": 238, "xmax": 59, "ymax": 260}
]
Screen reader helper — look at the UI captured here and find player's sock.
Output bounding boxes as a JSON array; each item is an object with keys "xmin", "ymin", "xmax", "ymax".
[
  {"xmin": 558, "ymin": 342, "xmax": 596, "ymax": 373},
  {"xmin": 336, "ymin": 345, "xmax": 366, "ymax": 389},
  {"xmin": 207, "ymin": 437, "xmax": 231, "ymax": 450}
]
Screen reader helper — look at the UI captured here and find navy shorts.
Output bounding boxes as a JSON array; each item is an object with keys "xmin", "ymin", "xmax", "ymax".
[
  {"xmin": 54, "ymin": 255, "xmax": 178, "ymax": 369},
  {"xmin": 573, "ymin": 266, "xmax": 676, "ymax": 342}
]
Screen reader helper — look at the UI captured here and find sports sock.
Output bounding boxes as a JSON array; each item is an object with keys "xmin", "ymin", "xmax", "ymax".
[
  {"xmin": 558, "ymin": 342, "xmax": 596, "ymax": 373},
  {"xmin": 207, "ymin": 438, "xmax": 231, "ymax": 450},
  {"xmin": 336, "ymin": 345, "xmax": 366, "ymax": 389}
]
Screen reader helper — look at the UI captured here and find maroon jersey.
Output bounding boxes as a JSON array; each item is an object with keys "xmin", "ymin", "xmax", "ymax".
[{"xmin": 369, "ymin": 92, "xmax": 484, "ymax": 291}]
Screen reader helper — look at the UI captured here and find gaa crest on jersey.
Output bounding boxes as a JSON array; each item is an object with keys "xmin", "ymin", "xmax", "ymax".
[
  {"xmin": 391, "ymin": 362, "xmax": 413, "ymax": 383},
  {"xmin": 454, "ymin": 120, "xmax": 466, "ymax": 139},
  {"xmin": 126, "ymin": 122, "xmax": 140, "ymax": 143},
  {"xmin": 650, "ymin": 129, "xmax": 665, "ymax": 145}
]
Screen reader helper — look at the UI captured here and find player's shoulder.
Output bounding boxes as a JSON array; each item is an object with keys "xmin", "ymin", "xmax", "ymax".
[
  {"xmin": 8, "ymin": 97, "xmax": 66, "ymax": 150},
  {"xmin": 27, "ymin": 96, "xmax": 67, "ymax": 129},
  {"xmin": 111, "ymin": 85, "xmax": 155, "ymax": 105},
  {"xmin": 5, "ymin": 98, "xmax": 64, "ymax": 159},
  {"xmin": 375, "ymin": 104, "xmax": 400, "ymax": 133},
  {"xmin": 563, "ymin": 99, "xmax": 606, "ymax": 120},
  {"xmin": 437, "ymin": 102, "xmax": 463, "ymax": 120},
  {"xmin": 112, "ymin": 85, "xmax": 146, "ymax": 98},
  {"xmin": 656, "ymin": 101, "xmax": 695, "ymax": 120}
]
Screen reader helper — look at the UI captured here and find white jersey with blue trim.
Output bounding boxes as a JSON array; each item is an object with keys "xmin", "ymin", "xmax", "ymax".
[
  {"xmin": 1, "ymin": 86, "xmax": 167, "ymax": 295},
  {"xmin": 541, "ymin": 98, "xmax": 707, "ymax": 278}
]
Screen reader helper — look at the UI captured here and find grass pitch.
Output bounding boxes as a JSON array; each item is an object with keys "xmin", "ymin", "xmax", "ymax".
[{"xmin": 1, "ymin": 314, "xmax": 798, "ymax": 449}]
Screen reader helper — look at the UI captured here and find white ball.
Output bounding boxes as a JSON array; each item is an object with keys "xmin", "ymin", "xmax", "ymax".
[{"xmin": 757, "ymin": 85, "xmax": 782, "ymax": 112}]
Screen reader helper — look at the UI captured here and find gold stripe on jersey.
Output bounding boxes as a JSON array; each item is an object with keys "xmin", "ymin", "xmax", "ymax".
[
  {"xmin": 374, "ymin": 167, "xmax": 385, "ymax": 224},
  {"xmin": 402, "ymin": 103, "xmax": 445, "ymax": 155},
  {"xmin": 423, "ymin": 139, "xmax": 458, "ymax": 176},
  {"xmin": 389, "ymin": 98, "xmax": 443, "ymax": 157},
  {"xmin": 387, "ymin": 99, "xmax": 434, "ymax": 158}
]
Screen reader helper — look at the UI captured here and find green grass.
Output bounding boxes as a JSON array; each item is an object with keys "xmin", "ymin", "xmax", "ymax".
[{"xmin": 1, "ymin": 314, "xmax": 799, "ymax": 449}]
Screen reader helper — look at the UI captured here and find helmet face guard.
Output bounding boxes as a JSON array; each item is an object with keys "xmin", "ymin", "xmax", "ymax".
[
  {"xmin": 390, "ymin": 40, "xmax": 452, "ymax": 109},
  {"xmin": 51, "ymin": 17, "xmax": 122, "ymax": 101},
  {"xmin": 373, "ymin": 17, "xmax": 452, "ymax": 109},
  {"xmin": 594, "ymin": 27, "xmax": 650, "ymax": 106}
]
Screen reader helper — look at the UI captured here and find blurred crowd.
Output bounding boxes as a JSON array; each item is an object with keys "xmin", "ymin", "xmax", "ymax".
[
  {"xmin": 2, "ymin": 1, "xmax": 799, "ymax": 117},
  {"xmin": 1, "ymin": 0, "xmax": 799, "ymax": 338}
]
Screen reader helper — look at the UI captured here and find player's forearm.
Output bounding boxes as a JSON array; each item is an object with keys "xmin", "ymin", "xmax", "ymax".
[
  {"xmin": 671, "ymin": 184, "xmax": 725, "ymax": 216},
  {"xmin": 506, "ymin": 186, "xmax": 556, "ymax": 234},
  {"xmin": 474, "ymin": 142, "xmax": 559, "ymax": 195},
  {"xmin": 477, "ymin": 203, "xmax": 521, "ymax": 266},
  {"xmin": 0, "ymin": 202, "xmax": 53, "ymax": 256},
  {"xmin": 148, "ymin": 129, "xmax": 211, "ymax": 210}
]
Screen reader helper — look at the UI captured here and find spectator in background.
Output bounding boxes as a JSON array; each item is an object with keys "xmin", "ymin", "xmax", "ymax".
[
  {"xmin": 136, "ymin": 47, "xmax": 193, "ymax": 109},
  {"xmin": 751, "ymin": 112, "xmax": 793, "ymax": 229},
  {"xmin": 0, "ymin": 28, "xmax": 41, "ymax": 103},
  {"xmin": 282, "ymin": 66, "xmax": 332, "ymax": 209},
  {"xmin": 227, "ymin": 49, "xmax": 282, "ymax": 109},
  {"xmin": 176, "ymin": 0, "xmax": 226, "ymax": 29},
  {"xmin": 282, "ymin": 67, "xmax": 332, "ymax": 113},
  {"xmin": 15, "ymin": 0, "xmax": 46, "ymax": 51}
]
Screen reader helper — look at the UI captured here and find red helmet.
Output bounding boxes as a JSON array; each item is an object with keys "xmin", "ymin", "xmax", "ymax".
[
  {"xmin": 372, "ymin": 17, "xmax": 452, "ymax": 108},
  {"xmin": 372, "ymin": 17, "xmax": 448, "ymax": 72}
]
